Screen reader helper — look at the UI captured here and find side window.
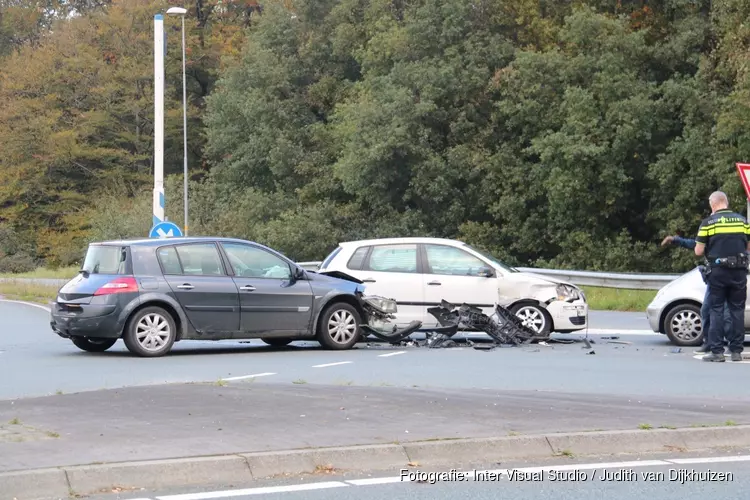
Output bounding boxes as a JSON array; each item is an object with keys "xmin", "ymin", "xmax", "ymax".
[
  {"xmin": 221, "ymin": 243, "xmax": 292, "ymax": 279},
  {"xmin": 157, "ymin": 246, "xmax": 182, "ymax": 275},
  {"xmin": 367, "ymin": 244, "xmax": 418, "ymax": 273},
  {"xmin": 347, "ymin": 246, "xmax": 370, "ymax": 270},
  {"xmin": 174, "ymin": 243, "xmax": 225, "ymax": 276},
  {"xmin": 425, "ymin": 245, "xmax": 488, "ymax": 276}
]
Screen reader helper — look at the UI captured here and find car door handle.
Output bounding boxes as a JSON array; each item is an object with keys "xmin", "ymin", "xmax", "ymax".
[
  {"xmin": 427, "ymin": 281, "xmax": 441, "ymax": 286},
  {"xmin": 240, "ymin": 285, "xmax": 256, "ymax": 292},
  {"xmin": 176, "ymin": 284, "xmax": 194, "ymax": 290},
  {"xmin": 362, "ymin": 278, "xmax": 376, "ymax": 283}
]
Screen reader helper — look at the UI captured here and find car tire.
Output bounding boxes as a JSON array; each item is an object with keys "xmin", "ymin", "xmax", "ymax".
[
  {"xmin": 317, "ymin": 302, "xmax": 361, "ymax": 350},
  {"xmin": 123, "ymin": 306, "xmax": 177, "ymax": 357},
  {"xmin": 510, "ymin": 302, "xmax": 553, "ymax": 337},
  {"xmin": 261, "ymin": 337, "xmax": 293, "ymax": 347},
  {"xmin": 664, "ymin": 303, "xmax": 703, "ymax": 347},
  {"xmin": 71, "ymin": 337, "xmax": 117, "ymax": 352}
]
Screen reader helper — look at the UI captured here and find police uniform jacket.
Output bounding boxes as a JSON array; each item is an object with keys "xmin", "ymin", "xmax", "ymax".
[{"xmin": 696, "ymin": 209, "xmax": 750, "ymax": 262}]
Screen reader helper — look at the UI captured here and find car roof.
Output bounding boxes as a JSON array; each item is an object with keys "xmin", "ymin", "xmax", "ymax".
[
  {"xmin": 90, "ymin": 236, "xmax": 269, "ymax": 248},
  {"xmin": 338, "ymin": 237, "xmax": 466, "ymax": 247}
]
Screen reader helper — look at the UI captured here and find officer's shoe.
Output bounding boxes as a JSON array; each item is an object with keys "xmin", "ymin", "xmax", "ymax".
[
  {"xmin": 731, "ymin": 352, "xmax": 743, "ymax": 362},
  {"xmin": 702, "ymin": 352, "xmax": 726, "ymax": 362}
]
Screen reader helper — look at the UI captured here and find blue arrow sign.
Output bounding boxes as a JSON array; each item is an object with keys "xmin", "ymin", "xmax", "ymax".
[{"xmin": 149, "ymin": 221, "xmax": 183, "ymax": 239}]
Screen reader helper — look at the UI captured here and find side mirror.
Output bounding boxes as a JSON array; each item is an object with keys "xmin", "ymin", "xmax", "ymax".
[
  {"xmin": 293, "ymin": 266, "xmax": 306, "ymax": 280},
  {"xmin": 478, "ymin": 267, "xmax": 495, "ymax": 278}
]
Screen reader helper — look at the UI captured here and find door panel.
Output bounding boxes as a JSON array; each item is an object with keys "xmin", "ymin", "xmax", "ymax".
[
  {"xmin": 158, "ymin": 244, "xmax": 240, "ymax": 335},
  {"xmin": 220, "ymin": 242, "xmax": 314, "ymax": 334},
  {"xmin": 352, "ymin": 243, "xmax": 425, "ymax": 327},
  {"xmin": 420, "ymin": 244, "xmax": 499, "ymax": 327}
]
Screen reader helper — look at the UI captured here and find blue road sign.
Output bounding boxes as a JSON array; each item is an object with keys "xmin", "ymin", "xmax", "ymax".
[{"xmin": 149, "ymin": 221, "xmax": 183, "ymax": 239}]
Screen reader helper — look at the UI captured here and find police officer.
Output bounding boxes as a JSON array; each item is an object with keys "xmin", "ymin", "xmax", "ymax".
[{"xmin": 694, "ymin": 191, "xmax": 750, "ymax": 362}]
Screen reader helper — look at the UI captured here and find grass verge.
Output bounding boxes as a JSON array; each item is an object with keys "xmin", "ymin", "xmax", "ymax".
[
  {"xmin": 0, "ymin": 266, "xmax": 78, "ymax": 280},
  {"xmin": 0, "ymin": 281, "xmax": 59, "ymax": 305},
  {"xmin": 581, "ymin": 286, "xmax": 657, "ymax": 312}
]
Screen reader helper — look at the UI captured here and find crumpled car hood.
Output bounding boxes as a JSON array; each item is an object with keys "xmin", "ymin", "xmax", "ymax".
[
  {"xmin": 513, "ymin": 271, "xmax": 567, "ymax": 286},
  {"xmin": 497, "ymin": 271, "xmax": 570, "ymax": 304}
]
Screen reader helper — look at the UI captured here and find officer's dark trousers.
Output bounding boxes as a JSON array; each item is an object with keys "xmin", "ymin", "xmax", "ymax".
[
  {"xmin": 700, "ymin": 287, "xmax": 731, "ymax": 348},
  {"xmin": 706, "ymin": 267, "xmax": 747, "ymax": 355}
]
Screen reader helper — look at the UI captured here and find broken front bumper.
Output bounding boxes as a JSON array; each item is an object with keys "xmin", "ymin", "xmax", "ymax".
[{"xmin": 358, "ymin": 295, "xmax": 424, "ymax": 343}]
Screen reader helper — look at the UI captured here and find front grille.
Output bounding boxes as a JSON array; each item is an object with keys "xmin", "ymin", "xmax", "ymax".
[{"xmin": 569, "ymin": 316, "xmax": 586, "ymax": 325}]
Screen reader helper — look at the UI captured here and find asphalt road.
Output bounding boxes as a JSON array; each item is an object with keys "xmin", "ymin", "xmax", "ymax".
[
  {"xmin": 81, "ymin": 451, "xmax": 750, "ymax": 500},
  {"xmin": 1, "ymin": 300, "xmax": 747, "ymax": 401}
]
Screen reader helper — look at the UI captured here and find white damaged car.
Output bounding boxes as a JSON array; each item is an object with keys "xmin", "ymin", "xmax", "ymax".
[{"xmin": 317, "ymin": 237, "xmax": 588, "ymax": 336}]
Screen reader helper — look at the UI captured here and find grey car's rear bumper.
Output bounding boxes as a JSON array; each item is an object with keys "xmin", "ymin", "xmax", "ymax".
[{"xmin": 50, "ymin": 303, "xmax": 122, "ymax": 339}]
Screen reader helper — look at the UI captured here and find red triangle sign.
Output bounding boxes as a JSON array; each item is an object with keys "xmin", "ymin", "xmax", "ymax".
[{"xmin": 737, "ymin": 163, "xmax": 750, "ymax": 199}]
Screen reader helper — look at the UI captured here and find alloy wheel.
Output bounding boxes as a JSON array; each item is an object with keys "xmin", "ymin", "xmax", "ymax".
[
  {"xmin": 515, "ymin": 306, "xmax": 546, "ymax": 334},
  {"xmin": 669, "ymin": 309, "xmax": 702, "ymax": 342},
  {"xmin": 327, "ymin": 309, "xmax": 357, "ymax": 344},
  {"xmin": 135, "ymin": 313, "xmax": 172, "ymax": 352}
]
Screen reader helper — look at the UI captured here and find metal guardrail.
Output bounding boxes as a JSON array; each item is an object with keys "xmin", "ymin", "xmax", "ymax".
[
  {"xmin": 298, "ymin": 261, "xmax": 679, "ymax": 290},
  {"xmin": 514, "ymin": 267, "xmax": 679, "ymax": 290}
]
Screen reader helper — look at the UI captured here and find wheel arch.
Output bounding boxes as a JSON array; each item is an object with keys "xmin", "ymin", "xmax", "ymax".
[
  {"xmin": 659, "ymin": 299, "xmax": 702, "ymax": 334},
  {"xmin": 507, "ymin": 299, "xmax": 554, "ymax": 328},
  {"xmin": 312, "ymin": 293, "xmax": 366, "ymax": 336},
  {"xmin": 122, "ymin": 297, "xmax": 189, "ymax": 341}
]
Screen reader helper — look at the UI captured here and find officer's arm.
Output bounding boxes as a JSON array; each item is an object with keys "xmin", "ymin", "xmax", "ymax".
[
  {"xmin": 746, "ymin": 222, "xmax": 750, "ymax": 252},
  {"xmin": 695, "ymin": 222, "xmax": 708, "ymax": 256}
]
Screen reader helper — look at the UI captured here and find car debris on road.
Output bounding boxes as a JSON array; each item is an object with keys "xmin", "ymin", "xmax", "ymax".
[{"xmin": 363, "ymin": 299, "xmax": 554, "ymax": 351}]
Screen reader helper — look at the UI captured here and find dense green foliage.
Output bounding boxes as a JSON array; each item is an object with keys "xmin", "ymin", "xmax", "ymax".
[{"xmin": 2, "ymin": 0, "xmax": 750, "ymax": 273}]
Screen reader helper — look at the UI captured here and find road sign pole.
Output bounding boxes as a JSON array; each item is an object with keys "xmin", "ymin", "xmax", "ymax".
[{"xmin": 153, "ymin": 14, "xmax": 165, "ymax": 228}]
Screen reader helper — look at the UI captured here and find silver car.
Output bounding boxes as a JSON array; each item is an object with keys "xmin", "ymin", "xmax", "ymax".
[{"xmin": 646, "ymin": 267, "xmax": 750, "ymax": 346}]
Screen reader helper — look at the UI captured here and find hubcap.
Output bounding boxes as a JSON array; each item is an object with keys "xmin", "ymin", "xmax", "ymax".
[
  {"xmin": 670, "ymin": 310, "xmax": 701, "ymax": 341},
  {"xmin": 328, "ymin": 310, "xmax": 356, "ymax": 344},
  {"xmin": 515, "ymin": 307, "xmax": 545, "ymax": 333},
  {"xmin": 136, "ymin": 313, "xmax": 171, "ymax": 351}
]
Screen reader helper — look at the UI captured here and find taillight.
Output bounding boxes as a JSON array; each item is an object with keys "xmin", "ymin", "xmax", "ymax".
[{"xmin": 94, "ymin": 277, "xmax": 139, "ymax": 295}]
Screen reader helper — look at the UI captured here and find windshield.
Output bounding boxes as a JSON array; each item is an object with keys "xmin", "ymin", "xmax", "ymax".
[
  {"xmin": 81, "ymin": 245, "xmax": 128, "ymax": 274},
  {"xmin": 462, "ymin": 244, "xmax": 519, "ymax": 273}
]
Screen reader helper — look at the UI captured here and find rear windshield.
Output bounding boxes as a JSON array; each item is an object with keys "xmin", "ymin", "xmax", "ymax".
[{"xmin": 81, "ymin": 245, "xmax": 128, "ymax": 274}]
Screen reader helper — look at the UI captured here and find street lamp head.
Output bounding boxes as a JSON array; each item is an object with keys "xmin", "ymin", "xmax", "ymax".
[{"xmin": 166, "ymin": 7, "xmax": 187, "ymax": 15}]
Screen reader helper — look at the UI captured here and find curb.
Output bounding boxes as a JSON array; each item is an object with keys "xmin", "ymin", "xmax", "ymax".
[{"xmin": 3, "ymin": 425, "xmax": 750, "ymax": 499}]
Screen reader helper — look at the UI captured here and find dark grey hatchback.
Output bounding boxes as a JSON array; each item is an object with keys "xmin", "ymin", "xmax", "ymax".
[{"xmin": 50, "ymin": 237, "xmax": 419, "ymax": 357}]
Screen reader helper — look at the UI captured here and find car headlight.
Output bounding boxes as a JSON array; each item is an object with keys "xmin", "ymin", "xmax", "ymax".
[
  {"xmin": 363, "ymin": 296, "xmax": 398, "ymax": 314},
  {"xmin": 556, "ymin": 284, "xmax": 581, "ymax": 301}
]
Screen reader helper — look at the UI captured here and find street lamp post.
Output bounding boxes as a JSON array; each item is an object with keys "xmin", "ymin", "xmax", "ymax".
[{"xmin": 167, "ymin": 6, "xmax": 189, "ymax": 236}]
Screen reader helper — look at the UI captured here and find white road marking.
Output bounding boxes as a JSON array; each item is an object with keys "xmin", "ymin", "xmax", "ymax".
[
  {"xmin": 148, "ymin": 453, "xmax": 750, "ymax": 499},
  {"xmin": 155, "ymin": 481, "xmax": 349, "ymax": 500},
  {"xmin": 667, "ymin": 455, "xmax": 750, "ymax": 464},
  {"xmin": 347, "ymin": 477, "xmax": 404, "ymax": 485},
  {"xmin": 312, "ymin": 361, "xmax": 353, "ymax": 368},
  {"xmin": 567, "ymin": 329, "xmax": 656, "ymax": 336},
  {"xmin": 0, "ymin": 299, "xmax": 52, "ymax": 313},
  {"xmin": 223, "ymin": 373, "xmax": 276, "ymax": 381},
  {"xmin": 378, "ymin": 351, "xmax": 406, "ymax": 357},
  {"xmin": 692, "ymin": 354, "xmax": 750, "ymax": 363}
]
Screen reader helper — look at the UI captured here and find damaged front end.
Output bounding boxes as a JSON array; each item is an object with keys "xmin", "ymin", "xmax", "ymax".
[
  {"xmin": 357, "ymin": 295, "xmax": 424, "ymax": 343},
  {"xmin": 420, "ymin": 300, "xmax": 549, "ymax": 349}
]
